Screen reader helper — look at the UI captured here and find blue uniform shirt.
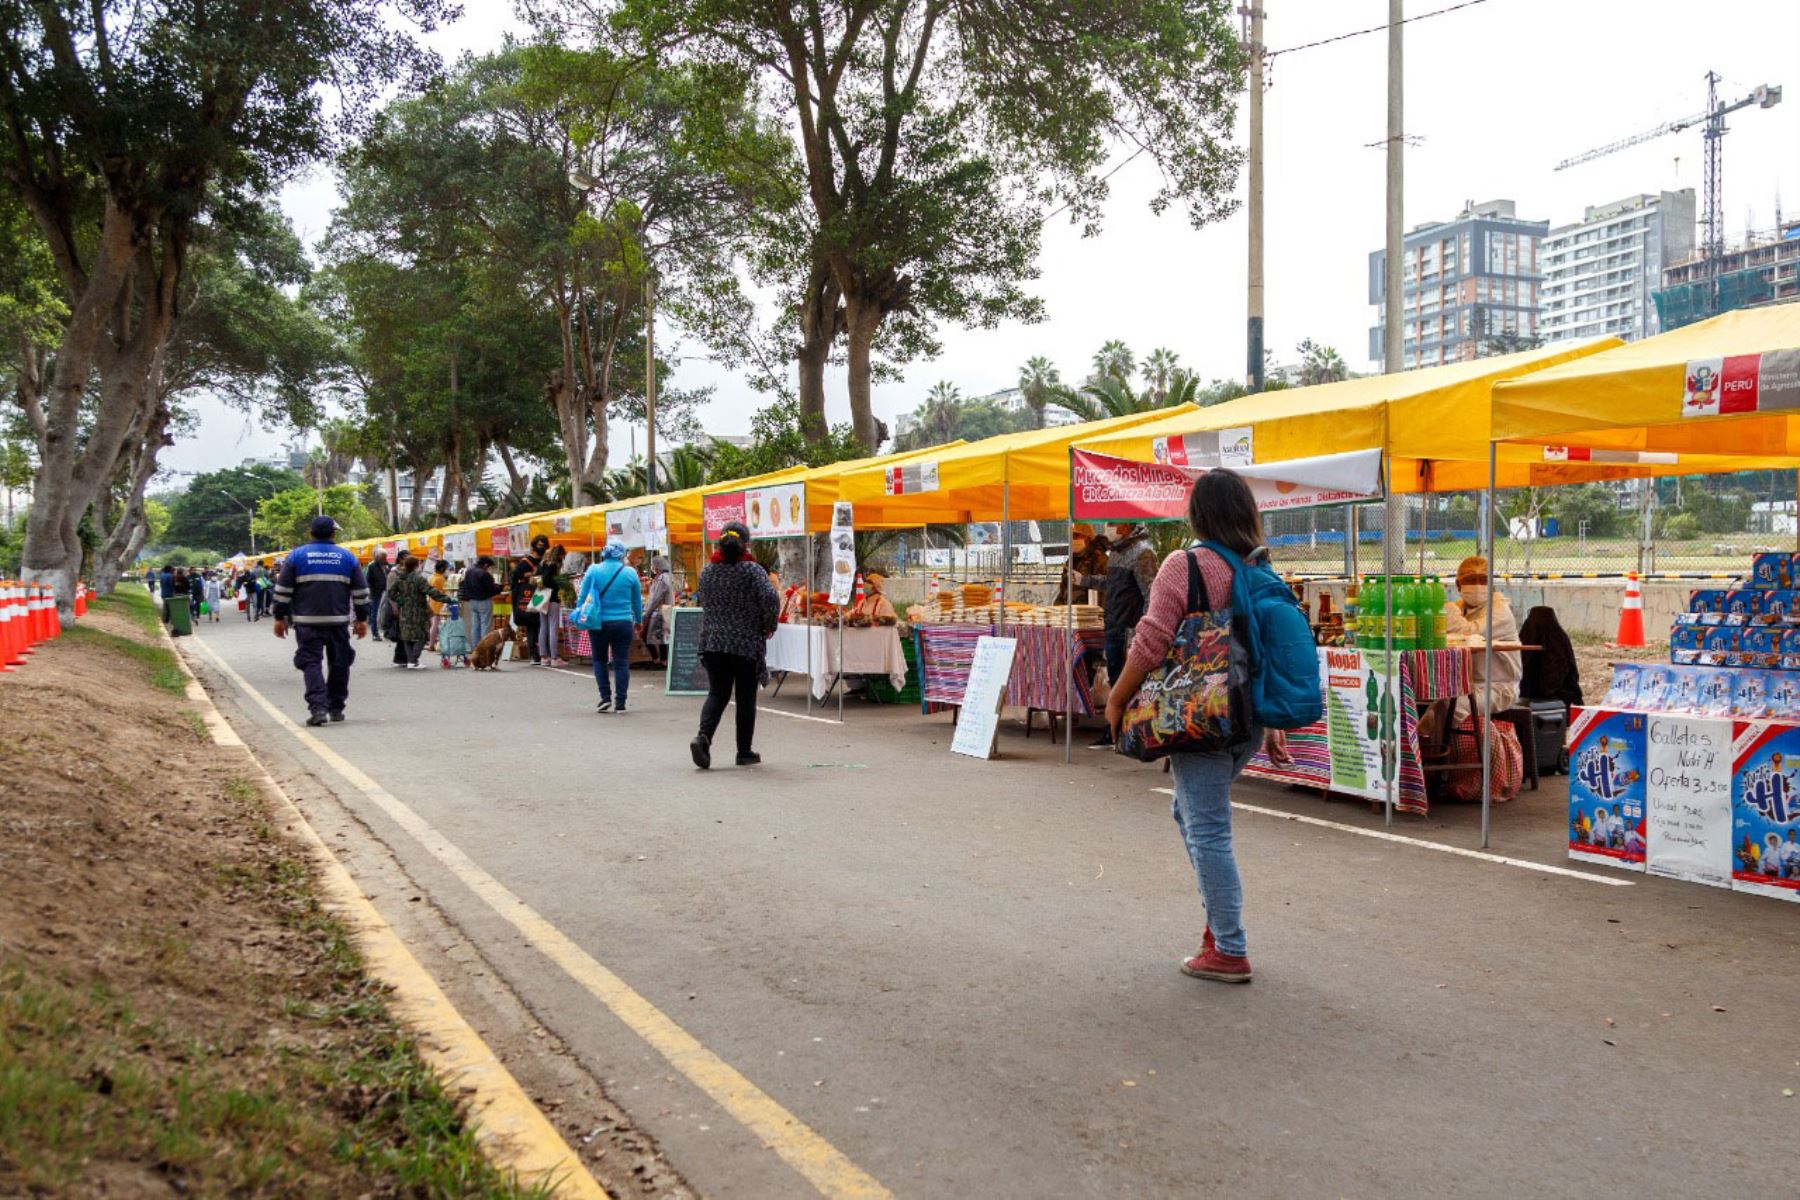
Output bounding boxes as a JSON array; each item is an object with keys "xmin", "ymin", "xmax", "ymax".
[{"xmin": 273, "ymin": 542, "xmax": 371, "ymax": 626}]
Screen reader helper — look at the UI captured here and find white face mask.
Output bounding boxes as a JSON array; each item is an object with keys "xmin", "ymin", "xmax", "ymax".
[{"xmin": 1460, "ymin": 585, "xmax": 1488, "ymax": 607}]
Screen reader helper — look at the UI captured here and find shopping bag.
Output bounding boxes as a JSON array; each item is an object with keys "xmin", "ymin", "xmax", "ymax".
[
  {"xmin": 1115, "ymin": 552, "xmax": 1251, "ymax": 763},
  {"xmin": 527, "ymin": 588, "xmax": 552, "ymax": 613}
]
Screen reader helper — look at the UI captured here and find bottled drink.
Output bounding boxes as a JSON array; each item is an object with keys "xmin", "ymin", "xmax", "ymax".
[
  {"xmin": 1361, "ymin": 576, "xmax": 1384, "ymax": 651},
  {"xmin": 1392, "ymin": 576, "xmax": 1417, "ymax": 651},
  {"xmin": 1430, "ymin": 577, "xmax": 1448, "ymax": 648}
]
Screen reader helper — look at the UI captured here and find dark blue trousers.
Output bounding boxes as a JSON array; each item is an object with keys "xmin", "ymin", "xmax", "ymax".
[{"xmin": 294, "ymin": 625, "xmax": 355, "ymax": 716}]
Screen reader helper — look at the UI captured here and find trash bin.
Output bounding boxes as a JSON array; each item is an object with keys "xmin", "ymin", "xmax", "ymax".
[{"xmin": 166, "ymin": 594, "xmax": 193, "ymax": 637}]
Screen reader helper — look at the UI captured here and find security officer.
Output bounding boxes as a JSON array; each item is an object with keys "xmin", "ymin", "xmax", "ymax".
[{"xmin": 272, "ymin": 515, "xmax": 371, "ymax": 726}]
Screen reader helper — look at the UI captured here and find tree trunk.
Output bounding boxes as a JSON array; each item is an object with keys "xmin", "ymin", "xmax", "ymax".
[
  {"xmin": 796, "ymin": 263, "xmax": 842, "ymax": 445},
  {"xmin": 409, "ymin": 467, "xmax": 428, "ymax": 525},
  {"xmin": 843, "ymin": 298, "xmax": 882, "ymax": 452},
  {"xmin": 94, "ymin": 402, "xmax": 173, "ymax": 593},
  {"xmin": 583, "ymin": 387, "xmax": 610, "ymax": 500},
  {"xmin": 495, "ymin": 441, "xmax": 529, "ymax": 517},
  {"xmin": 547, "ymin": 374, "xmax": 589, "ymax": 501}
]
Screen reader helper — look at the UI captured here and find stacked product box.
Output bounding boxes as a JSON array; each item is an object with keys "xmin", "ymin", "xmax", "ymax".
[{"xmin": 1670, "ymin": 553, "xmax": 1800, "ymax": 671}]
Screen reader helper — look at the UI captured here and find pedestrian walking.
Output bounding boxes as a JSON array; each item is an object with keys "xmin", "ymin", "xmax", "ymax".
[
  {"xmin": 386, "ymin": 555, "xmax": 450, "ymax": 669},
  {"xmin": 250, "ymin": 564, "xmax": 272, "ymax": 620},
  {"xmin": 165, "ymin": 568, "xmax": 193, "ymax": 637},
  {"xmin": 272, "ymin": 516, "xmax": 371, "ymax": 727},
  {"xmin": 365, "ymin": 550, "xmax": 390, "ymax": 642},
  {"xmin": 1104, "ymin": 470, "xmax": 1273, "ymax": 985},
  {"xmin": 144, "ymin": 566, "xmax": 158, "ymax": 597},
  {"xmin": 458, "ymin": 555, "xmax": 501, "ymax": 649},
  {"xmin": 427, "ymin": 559, "xmax": 450, "ymax": 651},
  {"xmin": 536, "ymin": 544, "xmax": 569, "ymax": 667},
  {"xmin": 1074, "ymin": 521, "xmax": 1158, "ymax": 748},
  {"xmin": 188, "ymin": 569, "xmax": 205, "ymax": 621},
  {"xmin": 510, "ymin": 536, "xmax": 548, "ymax": 665},
  {"xmin": 689, "ymin": 522, "xmax": 781, "ymax": 770},
  {"xmin": 160, "ymin": 564, "xmax": 175, "ymax": 606},
  {"xmin": 575, "ymin": 542, "xmax": 643, "ymax": 713},
  {"xmin": 203, "ymin": 571, "xmax": 222, "ymax": 622},
  {"xmin": 643, "ymin": 555, "xmax": 674, "ymax": 668}
]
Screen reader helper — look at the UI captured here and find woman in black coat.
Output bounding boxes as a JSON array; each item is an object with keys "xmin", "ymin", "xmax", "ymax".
[{"xmin": 689, "ymin": 521, "xmax": 781, "ymax": 770}]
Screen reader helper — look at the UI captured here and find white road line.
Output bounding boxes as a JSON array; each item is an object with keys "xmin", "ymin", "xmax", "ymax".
[{"xmin": 1152, "ymin": 789, "xmax": 1633, "ymax": 886}]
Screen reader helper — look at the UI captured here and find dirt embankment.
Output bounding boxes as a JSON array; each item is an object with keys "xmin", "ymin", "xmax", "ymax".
[{"xmin": 0, "ymin": 591, "xmax": 536, "ymax": 1197}]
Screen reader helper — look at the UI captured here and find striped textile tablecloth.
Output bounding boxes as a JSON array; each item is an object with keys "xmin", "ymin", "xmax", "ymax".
[
  {"xmin": 915, "ymin": 624, "xmax": 992, "ymax": 712},
  {"xmin": 1006, "ymin": 626, "xmax": 1106, "ymax": 715},
  {"xmin": 1244, "ymin": 648, "xmax": 1473, "ymax": 816}
]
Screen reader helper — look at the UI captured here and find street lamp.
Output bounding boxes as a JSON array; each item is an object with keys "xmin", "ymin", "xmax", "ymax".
[{"xmin": 218, "ymin": 491, "xmax": 257, "ymax": 556}]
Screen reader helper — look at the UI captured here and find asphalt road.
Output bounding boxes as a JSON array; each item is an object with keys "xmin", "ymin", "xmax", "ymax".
[{"xmin": 184, "ymin": 611, "xmax": 1800, "ymax": 1198}]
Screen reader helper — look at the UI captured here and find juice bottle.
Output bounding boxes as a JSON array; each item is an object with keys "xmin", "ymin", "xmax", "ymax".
[
  {"xmin": 1392, "ymin": 576, "xmax": 1417, "ymax": 651},
  {"xmin": 1361, "ymin": 576, "xmax": 1384, "ymax": 651},
  {"xmin": 1430, "ymin": 577, "xmax": 1448, "ymax": 648},
  {"xmin": 1344, "ymin": 583, "xmax": 1360, "ymax": 648}
]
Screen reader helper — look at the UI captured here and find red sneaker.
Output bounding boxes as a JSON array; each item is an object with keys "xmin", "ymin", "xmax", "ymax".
[{"xmin": 1181, "ymin": 947, "xmax": 1252, "ymax": 983}]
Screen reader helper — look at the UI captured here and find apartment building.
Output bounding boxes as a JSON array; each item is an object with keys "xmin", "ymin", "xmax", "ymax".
[{"xmin": 1540, "ymin": 190, "xmax": 1696, "ymax": 343}]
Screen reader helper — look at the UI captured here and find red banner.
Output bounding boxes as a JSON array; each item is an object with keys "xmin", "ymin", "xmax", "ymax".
[
  {"xmin": 1070, "ymin": 448, "xmax": 1383, "ymax": 520},
  {"xmin": 703, "ymin": 491, "xmax": 745, "ymax": 540}
]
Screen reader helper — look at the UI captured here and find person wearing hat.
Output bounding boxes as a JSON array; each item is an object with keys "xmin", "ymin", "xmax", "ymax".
[
  {"xmin": 1445, "ymin": 555, "xmax": 1521, "ymax": 715},
  {"xmin": 1056, "ymin": 523, "xmax": 1111, "ymax": 604},
  {"xmin": 575, "ymin": 541, "xmax": 645, "ymax": 713},
  {"xmin": 272, "ymin": 515, "xmax": 371, "ymax": 727},
  {"xmin": 510, "ymin": 534, "xmax": 550, "ymax": 665},
  {"xmin": 690, "ymin": 520, "xmax": 782, "ymax": 769},
  {"xmin": 849, "ymin": 571, "xmax": 898, "ymax": 624},
  {"xmin": 642, "ymin": 555, "xmax": 676, "ymax": 666}
]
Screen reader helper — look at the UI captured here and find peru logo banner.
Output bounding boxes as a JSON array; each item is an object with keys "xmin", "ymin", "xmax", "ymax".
[{"xmin": 1069, "ymin": 447, "xmax": 1383, "ymax": 521}]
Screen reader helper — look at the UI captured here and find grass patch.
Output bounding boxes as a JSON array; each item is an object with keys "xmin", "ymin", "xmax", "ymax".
[
  {"xmin": 94, "ymin": 584, "xmax": 164, "ymax": 638},
  {"xmin": 61, "ymin": 625, "xmax": 187, "ymax": 695},
  {"xmin": 0, "ymin": 963, "xmax": 550, "ymax": 1197}
]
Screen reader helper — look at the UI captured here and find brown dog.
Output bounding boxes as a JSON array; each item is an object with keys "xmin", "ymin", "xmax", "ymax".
[
  {"xmin": 471, "ymin": 615, "xmax": 513, "ymax": 671},
  {"xmin": 509, "ymin": 622, "xmax": 533, "ymax": 662}
]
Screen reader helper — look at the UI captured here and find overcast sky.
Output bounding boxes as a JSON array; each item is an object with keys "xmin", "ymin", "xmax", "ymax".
[{"xmin": 164, "ymin": 0, "xmax": 1800, "ymax": 478}]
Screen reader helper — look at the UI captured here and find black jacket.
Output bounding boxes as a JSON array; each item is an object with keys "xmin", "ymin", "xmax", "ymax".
[
  {"xmin": 272, "ymin": 541, "xmax": 372, "ymax": 627},
  {"xmin": 366, "ymin": 559, "xmax": 390, "ymax": 595},
  {"xmin": 509, "ymin": 555, "xmax": 541, "ymax": 607},
  {"xmin": 459, "ymin": 564, "xmax": 500, "ymax": 602}
]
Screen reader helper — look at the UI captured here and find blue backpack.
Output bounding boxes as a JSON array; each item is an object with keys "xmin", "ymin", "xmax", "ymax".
[{"xmin": 1200, "ymin": 541, "xmax": 1323, "ymax": 730}]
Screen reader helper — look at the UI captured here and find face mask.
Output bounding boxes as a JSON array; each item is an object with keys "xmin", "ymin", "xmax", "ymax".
[{"xmin": 1460, "ymin": 585, "xmax": 1488, "ymax": 607}]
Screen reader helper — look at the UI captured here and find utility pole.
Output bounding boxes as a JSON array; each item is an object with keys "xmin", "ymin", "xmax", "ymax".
[
  {"xmin": 1382, "ymin": 0, "xmax": 1406, "ymax": 573},
  {"xmin": 645, "ymin": 275, "xmax": 658, "ymax": 495},
  {"xmin": 1243, "ymin": 2, "xmax": 1266, "ymax": 393}
]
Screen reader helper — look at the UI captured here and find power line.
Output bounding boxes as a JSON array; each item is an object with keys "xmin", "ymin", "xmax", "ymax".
[{"xmin": 1267, "ymin": 0, "xmax": 1492, "ymax": 61}]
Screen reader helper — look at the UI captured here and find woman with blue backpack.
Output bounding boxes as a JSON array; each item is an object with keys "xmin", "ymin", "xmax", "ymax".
[
  {"xmin": 1105, "ymin": 468, "xmax": 1321, "ymax": 985},
  {"xmin": 573, "ymin": 542, "xmax": 644, "ymax": 713}
]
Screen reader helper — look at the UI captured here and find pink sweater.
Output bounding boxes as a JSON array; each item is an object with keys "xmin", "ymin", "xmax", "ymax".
[{"xmin": 1125, "ymin": 547, "xmax": 1236, "ymax": 674}]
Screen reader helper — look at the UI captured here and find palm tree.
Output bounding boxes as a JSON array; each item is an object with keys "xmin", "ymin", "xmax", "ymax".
[
  {"xmin": 922, "ymin": 382, "xmax": 964, "ymax": 444},
  {"xmin": 1017, "ymin": 356, "xmax": 1061, "ymax": 429},
  {"xmin": 1090, "ymin": 340, "xmax": 1134, "ymax": 387},
  {"xmin": 1143, "ymin": 347, "xmax": 1181, "ymax": 404},
  {"xmin": 1296, "ymin": 338, "xmax": 1349, "ymax": 386}
]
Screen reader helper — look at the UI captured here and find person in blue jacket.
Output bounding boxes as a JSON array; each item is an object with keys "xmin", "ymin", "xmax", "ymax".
[
  {"xmin": 575, "ymin": 541, "xmax": 644, "ymax": 713},
  {"xmin": 272, "ymin": 515, "xmax": 371, "ymax": 727}
]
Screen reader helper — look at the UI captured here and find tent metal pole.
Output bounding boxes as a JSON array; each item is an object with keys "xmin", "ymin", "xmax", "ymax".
[
  {"xmin": 805, "ymin": 541, "xmax": 813, "ymax": 716},
  {"xmin": 1482, "ymin": 443, "xmax": 1496, "ymax": 849},
  {"xmin": 838, "ymin": 564, "xmax": 846, "ymax": 724},
  {"xmin": 1418, "ymin": 493, "xmax": 1428, "ymax": 576},
  {"xmin": 999, "ymin": 482, "xmax": 1010, "ymax": 636},
  {"xmin": 1383, "ymin": 460, "xmax": 1396, "ymax": 830}
]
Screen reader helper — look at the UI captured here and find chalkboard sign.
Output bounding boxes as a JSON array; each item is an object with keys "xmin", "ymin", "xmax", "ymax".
[
  {"xmin": 951, "ymin": 635, "xmax": 1018, "ymax": 759},
  {"xmin": 664, "ymin": 607, "xmax": 709, "ymax": 696}
]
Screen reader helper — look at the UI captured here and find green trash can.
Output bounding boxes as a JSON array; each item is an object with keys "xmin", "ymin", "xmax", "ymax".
[{"xmin": 166, "ymin": 593, "xmax": 193, "ymax": 637}]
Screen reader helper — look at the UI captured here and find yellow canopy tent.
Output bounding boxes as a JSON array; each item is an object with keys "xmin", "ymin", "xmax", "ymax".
[
  {"xmin": 1073, "ymin": 341, "xmax": 1636, "ymax": 494},
  {"xmin": 837, "ymin": 409, "xmax": 1196, "ymax": 526},
  {"xmin": 1491, "ymin": 303, "xmax": 1800, "ymax": 463}
]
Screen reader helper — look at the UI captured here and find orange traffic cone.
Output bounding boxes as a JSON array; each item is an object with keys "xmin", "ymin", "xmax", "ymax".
[
  {"xmin": 0, "ymin": 585, "xmax": 17, "ymax": 672},
  {"xmin": 46, "ymin": 586, "xmax": 62, "ymax": 639},
  {"xmin": 16, "ymin": 586, "xmax": 37, "ymax": 656},
  {"xmin": 1612, "ymin": 572, "xmax": 1646, "ymax": 648},
  {"xmin": 74, "ymin": 584, "xmax": 87, "ymax": 617}
]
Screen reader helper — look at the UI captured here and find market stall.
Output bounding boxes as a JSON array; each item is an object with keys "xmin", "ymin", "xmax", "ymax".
[
  {"xmin": 1491, "ymin": 302, "xmax": 1800, "ymax": 901},
  {"xmin": 767, "ymin": 623, "xmax": 908, "ymax": 700}
]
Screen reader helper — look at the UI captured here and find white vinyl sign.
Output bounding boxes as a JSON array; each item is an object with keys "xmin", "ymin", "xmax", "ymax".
[
  {"xmin": 951, "ymin": 636, "xmax": 1018, "ymax": 760},
  {"xmin": 1644, "ymin": 716, "xmax": 1734, "ymax": 888}
]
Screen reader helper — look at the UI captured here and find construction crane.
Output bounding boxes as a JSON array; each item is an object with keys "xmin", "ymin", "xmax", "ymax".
[{"xmin": 1555, "ymin": 73, "xmax": 1783, "ymax": 321}]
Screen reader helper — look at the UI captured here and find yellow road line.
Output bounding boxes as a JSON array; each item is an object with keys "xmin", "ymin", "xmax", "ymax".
[
  {"xmin": 186, "ymin": 637, "xmax": 891, "ymax": 1200},
  {"xmin": 169, "ymin": 640, "xmax": 605, "ymax": 1197}
]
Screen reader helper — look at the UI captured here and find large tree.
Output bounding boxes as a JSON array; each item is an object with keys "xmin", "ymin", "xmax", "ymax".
[
  {"xmin": 0, "ymin": 0, "xmax": 447, "ymax": 620},
  {"xmin": 611, "ymin": 0, "xmax": 1245, "ymax": 451},
  {"xmin": 164, "ymin": 464, "xmax": 306, "ymax": 558},
  {"xmin": 329, "ymin": 41, "xmax": 785, "ymax": 502}
]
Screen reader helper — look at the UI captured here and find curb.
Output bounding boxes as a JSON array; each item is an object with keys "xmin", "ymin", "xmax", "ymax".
[{"xmin": 164, "ymin": 630, "xmax": 609, "ymax": 1199}]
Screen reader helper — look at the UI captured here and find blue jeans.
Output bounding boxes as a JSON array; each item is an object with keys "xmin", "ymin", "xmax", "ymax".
[
  {"xmin": 592, "ymin": 620, "xmax": 634, "ymax": 705},
  {"xmin": 1103, "ymin": 627, "xmax": 1131, "ymax": 681},
  {"xmin": 1168, "ymin": 728, "xmax": 1263, "ymax": 957}
]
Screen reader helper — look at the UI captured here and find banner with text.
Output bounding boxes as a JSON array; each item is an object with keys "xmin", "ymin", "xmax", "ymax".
[
  {"xmin": 744, "ymin": 482, "xmax": 807, "ymax": 538},
  {"xmin": 605, "ymin": 501, "xmax": 668, "ymax": 552},
  {"xmin": 1680, "ymin": 348, "xmax": 1800, "ymax": 418},
  {"xmin": 702, "ymin": 491, "xmax": 746, "ymax": 540},
  {"xmin": 1321, "ymin": 648, "xmax": 1396, "ymax": 802},
  {"xmin": 1070, "ymin": 447, "xmax": 1383, "ymax": 522}
]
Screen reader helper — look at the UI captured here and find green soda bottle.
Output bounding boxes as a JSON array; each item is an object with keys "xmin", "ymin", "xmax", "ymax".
[
  {"xmin": 1362, "ymin": 576, "xmax": 1385, "ymax": 651},
  {"xmin": 1393, "ymin": 577, "xmax": 1417, "ymax": 651},
  {"xmin": 1430, "ymin": 577, "xmax": 1448, "ymax": 648}
]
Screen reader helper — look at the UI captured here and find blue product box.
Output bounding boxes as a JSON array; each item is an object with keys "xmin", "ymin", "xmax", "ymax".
[
  {"xmin": 1637, "ymin": 665, "xmax": 1677, "ymax": 711},
  {"xmin": 1666, "ymin": 666, "xmax": 1705, "ymax": 713},
  {"xmin": 1734, "ymin": 671, "xmax": 1773, "ymax": 718},
  {"xmin": 1690, "ymin": 589, "xmax": 1727, "ymax": 626},
  {"xmin": 1697, "ymin": 668, "xmax": 1736, "ymax": 716},
  {"xmin": 1670, "ymin": 626, "xmax": 1704, "ymax": 665},
  {"xmin": 1761, "ymin": 590, "xmax": 1800, "ymax": 625},
  {"xmin": 1741, "ymin": 626, "xmax": 1783, "ymax": 668},
  {"xmin": 1753, "ymin": 553, "xmax": 1790, "ymax": 588},
  {"xmin": 1601, "ymin": 663, "xmax": 1642, "ymax": 708},
  {"xmin": 1783, "ymin": 628, "xmax": 1800, "ymax": 671},
  {"xmin": 1770, "ymin": 672, "xmax": 1800, "ymax": 718},
  {"xmin": 1730, "ymin": 724, "xmax": 1800, "ymax": 902},
  {"xmin": 1722, "ymin": 589, "xmax": 1758, "ymax": 625},
  {"xmin": 1567, "ymin": 708, "xmax": 1645, "ymax": 870},
  {"xmin": 1700, "ymin": 627, "xmax": 1737, "ymax": 666}
]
